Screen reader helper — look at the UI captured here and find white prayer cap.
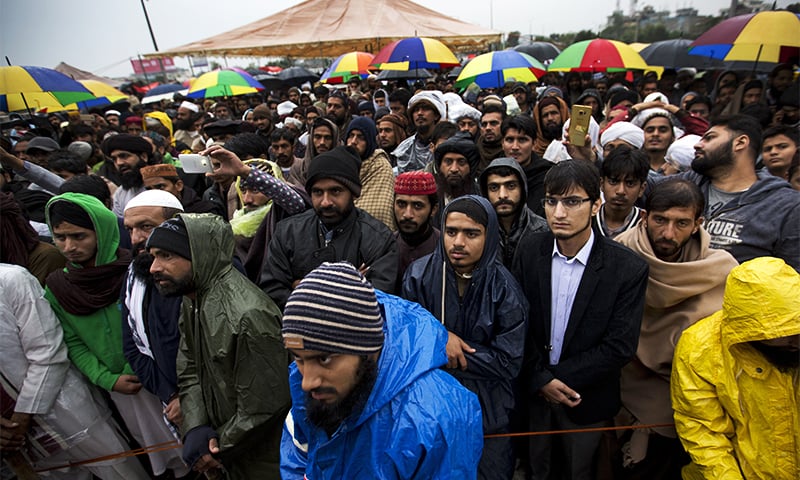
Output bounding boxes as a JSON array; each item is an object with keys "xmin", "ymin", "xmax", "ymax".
[{"xmin": 124, "ymin": 190, "xmax": 184, "ymax": 213}]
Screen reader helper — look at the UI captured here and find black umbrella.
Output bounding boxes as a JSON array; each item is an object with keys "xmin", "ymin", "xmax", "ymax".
[
  {"xmin": 513, "ymin": 42, "xmax": 561, "ymax": 63},
  {"xmin": 640, "ymin": 39, "xmax": 725, "ymax": 69},
  {"xmin": 277, "ymin": 67, "xmax": 319, "ymax": 87},
  {"xmin": 376, "ymin": 68, "xmax": 433, "ymax": 80},
  {"xmin": 253, "ymin": 73, "xmax": 283, "ymax": 90}
]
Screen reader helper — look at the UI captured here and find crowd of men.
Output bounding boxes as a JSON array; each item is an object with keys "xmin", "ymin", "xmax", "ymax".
[{"xmin": 1, "ymin": 61, "xmax": 799, "ymax": 480}]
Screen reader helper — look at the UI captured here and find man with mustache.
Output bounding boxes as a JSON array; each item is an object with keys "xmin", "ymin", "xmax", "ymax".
[
  {"xmin": 671, "ymin": 257, "xmax": 800, "ymax": 479},
  {"xmin": 479, "ymin": 157, "xmax": 548, "ymax": 269},
  {"xmin": 394, "ymin": 91, "xmax": 446, "ymax": 173},
  {"xmin": 120, "ymin": 190, "xmax": 186, "ymax": 450},
  {"xmin": 673, "ymin": 114, "xmax": 800, "ymax": 269},
  {"xmin": 392, "ymin": 171, "xmax": 440, "ymax": 287},
  {"xmin": 261, "ymin": 146, "xmax": 398, "ymax": 308},
  {"xmin": 280, "ymin": 262, "xmax": 483, "ymax": 479},
  {"xmin": 101, "ymin": 134, "xmax": 153, "ymax": 216},
  {"xmin": 146, "ymin": 213, "xmax": 290, "ymax": 479},
  {"xmin": 43, "ymin": 192, "xmax": 188, "ymax": 478},
  {"xmin": 432, "ymin": 132, "xmax": 480, "ymax": 226},
  {"xmin": 613, "ymin": 178, "xmax": 738, "ymax": 478},
  {"xmin": 532, "ymin": 96, "xmax": 569, "ymax": 157},
  {"xmin": 402, "ymin": 195, "xmax": 528, "ymax": 480},
  {"xmin": 595, "ymin": 146, "xmax": 649, "ymax": 239}
]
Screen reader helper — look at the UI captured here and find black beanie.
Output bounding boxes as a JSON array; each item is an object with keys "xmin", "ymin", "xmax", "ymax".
[
  {"xmin": 48, "ymin": 200, "xmax": 94, "ymax": 231},
  {"xmin": 146, "ymin": 216, "xmax": 191, "ymax": 260},
  {"xmin": 306, "ymin": 146, "xmax": 363, "ymax": 197},
  {"xmin": 446, "ymin": 197, "xmax": 488, "ymax": 227}
]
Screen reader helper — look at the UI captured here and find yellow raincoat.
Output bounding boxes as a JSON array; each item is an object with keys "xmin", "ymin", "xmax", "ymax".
[{"xmin": 671, "ymin": 257, "xmax": 800, "ymax": 479}]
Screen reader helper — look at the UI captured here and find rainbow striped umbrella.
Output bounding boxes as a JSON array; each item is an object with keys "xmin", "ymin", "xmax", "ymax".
[
  {"xmin": 320, "ymin": 52, "xmax": 375, "ymax": 84},
  {"xmin": 63, "ymin": 80, "xmax": 128, "ymax": 110},
  {"xmin": 455, "ymin": 50, "xmax": 546, "ymax": 89},
  {"xmin": 371, "ymin": 37, "xmax": 460, "ymax": 71},
  {"xmin": 0, "ymin": 65, "xmax": 95, "ymax": 112},
  {"xmin": 689, "ymin": 11, "xmax": 800, "ymax": 63},
  {"xmin": 187, "ymin": 68, "xmax": 264, "ymax": 98},
  {"xmin": 548, "ymin": 39, "xmax": 653, "ymax": 73}
]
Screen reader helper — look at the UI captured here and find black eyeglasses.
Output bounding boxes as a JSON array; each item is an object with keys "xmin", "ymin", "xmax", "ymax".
[{"xmin": 541, "ymin": 196, "xmax": 592, "ymax": 210}]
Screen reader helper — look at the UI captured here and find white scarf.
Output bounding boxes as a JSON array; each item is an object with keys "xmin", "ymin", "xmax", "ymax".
[{"xmin": 124, "ymin": 268, "xmax": 153, "ymax": 359}]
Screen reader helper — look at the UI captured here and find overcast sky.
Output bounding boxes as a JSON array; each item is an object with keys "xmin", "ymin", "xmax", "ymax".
[{"xmin": 1, "ymin": 0, "xmax": 791, "ymax": 78}]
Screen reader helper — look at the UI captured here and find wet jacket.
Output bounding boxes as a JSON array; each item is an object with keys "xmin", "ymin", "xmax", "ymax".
[
  {"xmin": 402, "ymin": 195, "xmax": 528, "ymax": 434},
  {"xmin": 176, "ymin": 213, "xmax": 291, "ymax": 479},
  {"xmin": 676, "ymin": 170, "xmax": 800, "ymax": 270},
  {"xmin": 671, "ymin": 257, "xmax": 800, "ymax": 480},
  {"xmin": 262, "ymin": 207, "xmax": 398, "ymax": 308},
  {"xmin": 479, "ymin": 158, "xmax": 549, "ymax": 268},
  {"xmin": 280, "ymin": 291, "xmax": 484, "ymax": 479}
]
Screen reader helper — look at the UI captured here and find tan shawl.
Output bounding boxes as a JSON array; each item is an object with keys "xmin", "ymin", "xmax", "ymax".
[{"xmin": 615, "ymin": 222, "xmax": 738, "ymax": 435}]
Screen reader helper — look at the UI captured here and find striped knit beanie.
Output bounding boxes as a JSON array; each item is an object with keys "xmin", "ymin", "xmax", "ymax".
[{"xmin": 282, "ymin": 262, "xmax": 384, "ymax": 355}]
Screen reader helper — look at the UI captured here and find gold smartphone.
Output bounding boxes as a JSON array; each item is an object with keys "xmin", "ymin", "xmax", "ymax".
[{"xmin": 568, "ymin": 104, "xmax": 592, "ymax": 147}]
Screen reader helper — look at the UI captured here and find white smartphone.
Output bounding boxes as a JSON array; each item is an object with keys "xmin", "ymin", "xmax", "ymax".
[{"xmin": 179, "ymin": 154, "xmax": 213, "ymax": 174}]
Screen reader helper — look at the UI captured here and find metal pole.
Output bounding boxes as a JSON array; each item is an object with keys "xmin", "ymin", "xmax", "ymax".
[{"xmin": 140, "ymin": 0, "xmax": 165, "ymax": 80}]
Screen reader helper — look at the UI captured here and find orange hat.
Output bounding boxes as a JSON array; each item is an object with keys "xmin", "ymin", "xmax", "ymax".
[{"xmin": 140, "ymin": 164, "xmax": 178, "ymax": 180}]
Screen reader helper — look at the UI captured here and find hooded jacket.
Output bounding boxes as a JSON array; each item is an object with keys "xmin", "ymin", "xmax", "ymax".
[
  {"xmin": 347, "ymin": 117, "xmax": 396, "ymax": 231},
  {"xmin": 479, "ymin": 158, "xmax": 549, "ymax": 268},
  {"xmin": 402, "ymin": 195, "xmax": 528, "ymax": 434},
  {"xmin": 280, "ymin": 291, "xmax": 483, "ymax": 479},
  {"xmin": 43, "ymin": 193, "xmax": 135, "ymax": 391},
  {"xmin": 671, "ymin": 257, "xmax": 800, "ymax": 480},
  {"xmin": 681, "ymin": 170, "xmax": 800, "ymax": 270},
  {"xmin": 176, "ymin": 213, "xmax": 291, "ymax": 479}
]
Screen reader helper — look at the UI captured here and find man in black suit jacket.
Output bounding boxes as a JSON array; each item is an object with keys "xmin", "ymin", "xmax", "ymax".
[{"xmin": 513, "ymin": 160, "xmax": 648, "ymax": 480}]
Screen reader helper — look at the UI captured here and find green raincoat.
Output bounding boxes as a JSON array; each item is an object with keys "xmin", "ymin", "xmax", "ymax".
[{"xmin": 176, "ymin": 213, "xmax": 291, "ymax": 479}]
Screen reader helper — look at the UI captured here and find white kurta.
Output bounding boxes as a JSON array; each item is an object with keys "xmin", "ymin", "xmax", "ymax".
[{"xmin": 0, "ymin": 264, "xmax": 150, "ymax": 480}]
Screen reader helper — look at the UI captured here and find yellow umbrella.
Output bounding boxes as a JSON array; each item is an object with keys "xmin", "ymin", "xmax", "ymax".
[{"xmin": 58, "ymin": 80, "xmax": 128, "ymax": 110}]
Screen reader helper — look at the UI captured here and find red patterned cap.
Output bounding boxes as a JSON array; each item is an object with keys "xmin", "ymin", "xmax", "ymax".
[{"xmin": 394, "ymin": 171, "xmax": 437, "ymax": 196}]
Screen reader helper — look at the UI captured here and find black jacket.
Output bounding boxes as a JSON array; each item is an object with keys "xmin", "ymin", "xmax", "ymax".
[
  {"xmin": 479, "ymin": 158, "xmax": 549, "ymax": 269},
  {"xmin": 261, "ymin": 207, "xmax": 397, "ymax": 308},
  {"xmin": 512, "ymin": 230, "xmax": 648, "ymax": 425},
  {"xmin": 522, "ymin": 153, "xmax": 553, "ymax": 217}
]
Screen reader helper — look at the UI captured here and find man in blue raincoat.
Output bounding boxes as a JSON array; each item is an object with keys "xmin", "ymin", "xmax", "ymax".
[
  {"xmin": 402, "ymin": 195, "xmax": 528, "ymax": 480},
  {"xmin": 280, "ymin": 262, "xmax": 483, "ymax": 479}
]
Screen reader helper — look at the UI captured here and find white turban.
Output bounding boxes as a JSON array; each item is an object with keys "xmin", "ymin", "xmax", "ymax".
[
  {"xmin": 408, "ymin": 90, "xmax": 446, "ymax": 120},
  {"xmin": 665, "ymin": 134, "xmax": 701, "ymax": 172},
  {"xmin": 600, "ymin": 121, "xmax": 645, "ymax": 149},
  {"xmin": 632, "ymin": 108, "xmax": 684, "ymax": 139},
  {"xmin": 179, "ymin": 101, "xmax": 199, "ymax": 113},
  {"xmin": 277, "ymin": 101, "xmax": 298, "ymax": 116}
]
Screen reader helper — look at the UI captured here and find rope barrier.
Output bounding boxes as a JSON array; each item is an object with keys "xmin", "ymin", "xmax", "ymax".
[
  {"xmin": 33, "ymin": 440, "xmax": 181, "ymax": 473},
  {"xmin": 484, "ymin": 423, "xmax": 675, "ymax": 439},
  {"xmin": 28, "ymin": 423, "xmax": 675, "ymax": 472}
]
